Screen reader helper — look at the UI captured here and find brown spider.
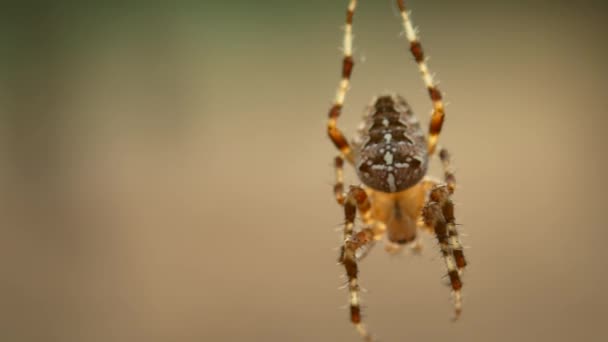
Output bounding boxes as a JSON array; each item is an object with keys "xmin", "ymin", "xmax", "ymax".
[{"xmin": 327, "ymin": 1, "xmax": 467, "ymax": 340}]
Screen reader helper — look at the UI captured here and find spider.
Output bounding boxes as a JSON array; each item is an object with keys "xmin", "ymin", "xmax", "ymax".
[{"xmin": 326, "ymin": 1, "xmax": 467, "ymax": 340}]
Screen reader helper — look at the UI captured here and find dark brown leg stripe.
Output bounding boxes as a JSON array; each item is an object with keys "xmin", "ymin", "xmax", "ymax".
[
  {"xmin": 328, "ymin": 104, "xmax": 341, "ymax": 119},
  {"xmin": 351, "ymin": 187, "xmax": 370, "ymax": 213},
  {"xmin": 396, "ymin": 0, "xmax": 406, "ymax": 11},
  {"xmin": 454, "ymin": 250, "xmax": 467, "ymax": 269},
  {"xmin": 429, "ymin": 87, "xmax": 443, "ymax": 101},
  {"xmin": 448, "ymin": 270, "xmax": 462, "ymax": 290},
  {"xmin": 443, "ymin": 203, "xmax": 454, "ymax": 222},
  {"xmin": 343, "ymin": 257, "xmax": 358, "ymax": 279},
  {"xmin": 345, "ymin": 203, "xmax": 356, "ymax": 224},
  {"xmin": 346, "ymin": 9, "xmax": 354, "ymax": 24},
  {"xmin": 334, "ymin": 156, "xmax": 344, "ymax": 168},
  {"xmin": 342, "ymin": 56, "xmax": 354, "ymax": 78},
  {"xmin": 350, "ymin": 305, "xmax": 361, "ymax": 323},
  {"xmin": 410, "ymin": 41, "xmax": 424, "ymax": 63}
]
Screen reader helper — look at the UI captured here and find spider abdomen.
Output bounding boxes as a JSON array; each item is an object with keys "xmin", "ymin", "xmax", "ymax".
[{"xmin": 355, "ymin": 95, "xmax": 428, "ymax": 193}]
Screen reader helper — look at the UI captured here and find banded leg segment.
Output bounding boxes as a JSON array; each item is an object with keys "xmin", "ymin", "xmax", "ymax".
[
  {"xmin": 333, "ymin": 158, "xmax": 381, "ymax": 262},
  {"xmin": 423, "ymin": 185, "xmax": 465, "ymax": 319},
  {"xmin": 446, "ymin": 203, "xmax": 467, "ymax": 271},
  {"xmin": 396, "ymin": 0, "xmax": 446, "ymax": 155},
  {"xmin": 437, "ymin": 148, "xmax": 465, "ymax": 269},
  {"xmin": 438, "ymin": 147, "xmax": 456, "ymax": 194},
  {"xmin": 340, "ymin": 186, "xmax": 375, "ymax": 341},
  {"xmin": 328, "ymin": 0, "xmax": 357, "ymax": 163},
  {"xmin": 334, "ymin": 156, "xmax": 346, "ymax": 205}
]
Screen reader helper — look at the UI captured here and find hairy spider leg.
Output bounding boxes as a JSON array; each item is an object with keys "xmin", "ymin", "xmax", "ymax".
[
  {"xmin": 328, "ymin": 0, "xmax": 357, "ymax": 163},
  {"xmin": 397, "ymin": 0, "xmax": 446, "ymax": 155},
  {"xmin": 438, "ymin": 148, "xmax": 466, "ymax": 270},
  {"xmin": 334, "ymin": 156, "xmax": 385, "ymax": 261},
  {"xmin": 423, "ymin": 185, "xmax": 464, "ymax": 319},
  {"xmin": 439, "ymin": 148, "xmax": 457, "ymax": 194},
  {"xmin": 334, "ymin": 156, "xmax": 346, "ymax": 205},
  {"xmin": 340, "ymin": 186, "xmax": 375, "ymax": 342}
]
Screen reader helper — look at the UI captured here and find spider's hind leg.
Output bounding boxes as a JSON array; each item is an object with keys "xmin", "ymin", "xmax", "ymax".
[
  {"xmin": 420, "ymin": 149, "xmax": 466, "ymax": 270},
  {"xmin": 327, "ymin": 0, "xmax": 358, "ymax": 163},
  {"xmin": 339, "ymin": 186, "xmax": 377, "ymax": 342},
  {"xmin": 423, "ymin": 185, "xmax": 466, "ymax": 319},
  {"xmin": 438, "ymin": 148, "xmax": 466, "ymax": 270}
]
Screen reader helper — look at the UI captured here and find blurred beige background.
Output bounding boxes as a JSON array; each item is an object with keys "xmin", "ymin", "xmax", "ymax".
[{"xmin": 1, "ymin": 1, "xmax": 607, "ymax": 341}]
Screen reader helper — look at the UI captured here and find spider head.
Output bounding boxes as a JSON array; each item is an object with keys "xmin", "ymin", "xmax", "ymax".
[{"xmin": 355, "ymin": 95, "xmax": 428, "ymax": 193}]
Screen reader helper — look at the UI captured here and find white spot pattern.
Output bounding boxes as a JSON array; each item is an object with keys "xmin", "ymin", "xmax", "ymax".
[{"xmin": 384, "ymin": 152, "xmax": 393, "ymax": 165}]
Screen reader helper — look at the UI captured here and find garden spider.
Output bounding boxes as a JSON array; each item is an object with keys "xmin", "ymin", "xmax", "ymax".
[{"xmin": 327, "ymin": 0, "xmax": 467, "ymax": 340}]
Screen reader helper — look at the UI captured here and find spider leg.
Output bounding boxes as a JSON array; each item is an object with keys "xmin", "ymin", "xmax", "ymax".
[
  {"xmin": 438, "ymin": 148, "xmax": 466, "ymax": 270},
  {"xmin": 439, "ymin": 147, "xmax": 457, "ymax": 195},
  {"xmin": 396, "ymin": 0, "xmax": 446, "ymax": 155},
  {"xmin": 420, "ymin": 149, "xmax": 466, "ymax": 270},
  {"xmin": 334, "ymin": 156, "xmax": 384, "ymax": 260},
  {"xmin": 333, "ymin": 156, "xmax": 346, "ymax": 205},
  {"xmin": 328, "ymin": 0, "xmax": 357, "ymax": 163},
  {"xmin": 339, "ymin": 186, "xmax": 376, "ymax": 342},
  {"xmin": 423, "ymin": 185, "xmax": 465, "ymax": 319}
]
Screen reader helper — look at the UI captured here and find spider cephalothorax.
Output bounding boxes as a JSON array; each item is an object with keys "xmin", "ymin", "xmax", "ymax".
[{"xmin": 326, "ymin": 1, "xmax": 467, "ymax": 341}]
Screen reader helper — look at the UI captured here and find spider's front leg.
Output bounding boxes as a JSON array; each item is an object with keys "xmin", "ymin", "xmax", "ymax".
[
  {"xmin": 423, "ymin": 184, "xmax": 466, "ymax": 319},
  {"xmin": 327, "ymin": 0, "xmax": 358, "ymax": 163},
  {"xmin": 339, "ymin": 186, "xmax": 376, "ymax": 342}
]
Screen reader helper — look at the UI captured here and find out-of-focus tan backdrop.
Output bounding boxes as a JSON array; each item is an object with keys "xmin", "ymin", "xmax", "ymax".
[{"xmin": 1, "ymin": 1, "xmax": 607, "ymax": 341}]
